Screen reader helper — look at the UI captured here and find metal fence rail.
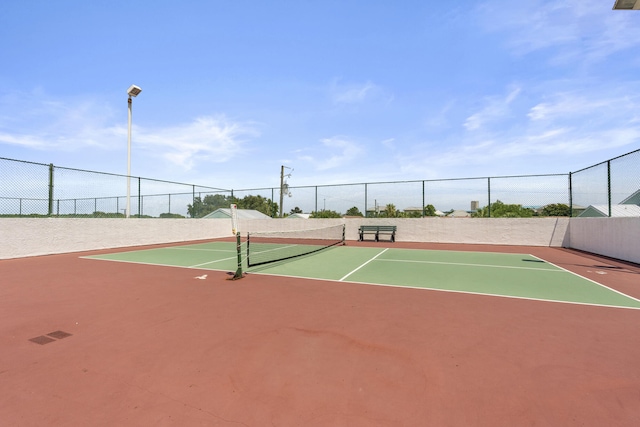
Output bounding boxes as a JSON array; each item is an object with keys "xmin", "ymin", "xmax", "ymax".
[
  {"xmin": 1, "ymin": 148, "xmax": 639, "ymax": 218},
  {"xmin": 570, "ymin": 148, "xmax": 640, "ymax": 217},
  {"xmin": 0, "ymin": 158, "xmax": 230, "ymax": 218}
]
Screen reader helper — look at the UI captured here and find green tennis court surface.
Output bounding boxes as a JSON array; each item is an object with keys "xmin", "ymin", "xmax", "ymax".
[{"xmin": 84, "ymin": 242, "xmax": 640, "ymax": 310}]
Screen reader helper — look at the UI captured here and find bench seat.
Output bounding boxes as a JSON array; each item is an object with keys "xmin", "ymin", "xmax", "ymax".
[{"xmin": 358, "ymin": 225, "xmax": 396, "ymax": 242}]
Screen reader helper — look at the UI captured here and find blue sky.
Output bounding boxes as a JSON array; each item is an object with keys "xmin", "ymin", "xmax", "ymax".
[{"xmin": 1, "ymin": 0, "xmax": 639, "ymax": 191}]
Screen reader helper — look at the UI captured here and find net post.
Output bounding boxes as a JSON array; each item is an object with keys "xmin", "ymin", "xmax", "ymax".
[
  {"xmin": 229, "ymin": 203, "xmax": 244, "ymax": 280},
  {"xmin": 231, "ymin": 231, "xmax": 244, "ymax": 280}
]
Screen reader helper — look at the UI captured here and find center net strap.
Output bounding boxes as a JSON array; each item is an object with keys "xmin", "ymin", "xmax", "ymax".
[{"xmin": 246, "ymin": 224, "xmax": 345, "ymax": 267}]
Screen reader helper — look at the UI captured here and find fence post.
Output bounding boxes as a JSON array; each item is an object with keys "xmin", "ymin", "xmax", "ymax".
[
  {"xmin": 607, "ymin": 160, "xmax": 612, "ymax": 217},
  {"xmin": 422, "ymin": 181, "xmax": 425, "ymax": 218},
  {"xmin": 137, "ymin": 177, "xmax": 141, "ymax": 218},
  {"xmin": 568, "ymin": 172, "xmax": 573, "ymax": 217},
  {"xmin": 364, "ymin": 183, "xmax": 368, "ymax": 218},
  {"xmin": 48, "ymin": 163, "xmax": 54, "ymax": 216},
  {"xmin": 487, "ymin": 177, "xmax": 491, "ymax": 218}
]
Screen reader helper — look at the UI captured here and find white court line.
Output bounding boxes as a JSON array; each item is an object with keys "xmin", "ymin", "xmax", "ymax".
[
  {"xmin": 189, "ymin": 255, "xmax": 238, "ymax": 268},
  {"xmin": 247, "ymin": 270, "xmax": 640, "ymax": 311},
  {"xmin": 165, "ymin": 247, "xmax": 236, "ymax": 253},
  {"xmin": 81, "ymin": 256, "xmax": 230, "ymax": 271},
  {"xmin": 339, "ymin": 248, "xmax": 389, "ymax": 282},
  {"xmin": 375, "ymin": 258, "xmax": 564, "ymax": 272},
  {"xmin": 529, "ymin": 254, "xmax": 640, "ymax": 303},
  {"xmin": 253, "ymin": 244, "xmax": 299, "ymax": 255}
]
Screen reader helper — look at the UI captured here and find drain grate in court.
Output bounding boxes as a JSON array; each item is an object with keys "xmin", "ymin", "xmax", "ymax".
[
  {"xmin": 47, "ymin": 330, "xmax": 72, "ymax": 339},
  {"xmin": 29, "ymin": 330, "xmax": 73, "ymax": 345}
]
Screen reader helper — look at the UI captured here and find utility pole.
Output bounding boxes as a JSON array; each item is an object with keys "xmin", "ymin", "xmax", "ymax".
[{"xmin": 279, "ymin": 165, "xmax": 292, "ymax": 218}]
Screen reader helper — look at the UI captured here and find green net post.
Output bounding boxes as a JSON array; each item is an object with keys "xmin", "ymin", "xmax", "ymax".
[{"xmin": 232, "ymin": 232, "xmax": 244, "ymax": 280}]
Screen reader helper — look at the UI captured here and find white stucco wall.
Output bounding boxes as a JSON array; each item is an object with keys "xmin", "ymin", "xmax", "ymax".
[
  {"xmin": 0, "ymin": 217, "xmax": 572, "ymax": 260},
  {"xmin": 565, "ymin": 218, "xmax": 640, "ymax": 264}
]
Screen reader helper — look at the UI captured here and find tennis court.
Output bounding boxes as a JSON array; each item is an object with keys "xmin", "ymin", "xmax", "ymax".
[
  {"xmin": 85, "ymin": 239, "xmax": 640, "ymax": 310},
  {"xmin": 2, "ymin": 235, "xmax": 640, "ymax": 426}
]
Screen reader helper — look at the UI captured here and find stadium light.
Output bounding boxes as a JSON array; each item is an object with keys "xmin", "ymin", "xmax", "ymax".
[
  {"xmin": 613, "ymin": 0, "xmax": 640, "ymax": 9},
  {"xmin": 126, "ymin": 85, "xmax": 142, "ymax": 218}
]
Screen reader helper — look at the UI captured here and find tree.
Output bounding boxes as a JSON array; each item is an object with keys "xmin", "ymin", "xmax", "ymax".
[
  {"xmin": 424, "ymin": 204, "xmax": 437, "ymax": 217},
  {"xmin": 187, "ymin": 194, "xmax": 235, "ymax": 218},
  {"xmin": 236, "ymin": 194, "xmax": 278, "ymax": 217},
  {"xmin": 380, "ymin": 203, "xmax": 397, "ymax": 218},
  {"xmin": 310, "ymin": 210, "xmax": 342, "ymax": 218},
  {"xmin": 405, "ymin": 210, "xmax": 422, "ymax": 218},
  {"xmin": 541, "ymin": 203, "xmax": 570, "ymax": 217},
  {"xmin": 345, "ymin": 206, "xmax": 363, "ymax": 217},
  {"xmin": 472, "ymin": 200, "xmax": 534, "ymax": 218},
  {"xmin": 290, "ymin": 206, "xmax": 303, "ymax": 214},
  {"xmin": 159, "ymin": 213, "xmax": 185, "ymax": 218}
]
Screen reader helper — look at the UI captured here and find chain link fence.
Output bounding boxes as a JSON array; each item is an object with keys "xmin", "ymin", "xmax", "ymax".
[
  {"xmin": 0, "ymin": 158, "xmax": 229, "ymax": 217},
  {"xmin": 279, "ymin": 175, "xmax": 569, "ymax": 217},
  {"xmin": 2, "ymin": 148, "xmax": 639, "ymax": 218},
  {"xmin": 570, "ymin": 148, "xmax": 640, "ymax": 217}
]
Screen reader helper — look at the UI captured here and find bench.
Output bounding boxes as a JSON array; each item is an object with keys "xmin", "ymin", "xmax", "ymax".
[{"xmin": 358, "ymin": 225, "xmax": 396, "ymax": 242}]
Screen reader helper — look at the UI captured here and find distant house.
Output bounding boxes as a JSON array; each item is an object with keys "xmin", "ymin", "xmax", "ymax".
[
  {"xmin": 403, "ymin": 207, "xmax": 446, "ymax": 217},
  {"xmin": 570, "ymin": 204, "xmax": 587, "ymax": 217},
  {"xmin": 621, "ymin": 189, "xmax": 640, "ymax": 205},
  {"xmin": 287, "ymin": 213, "xmax": 310, "ymax": 219},
  {"xmin": 201, "ymin": 208, "xmax": 271, "ymax": 219},
  {"xmin": 577, "ymin": 187, "xmax": 640, "ymax": 217},
  {"xmin": 403, "ymin": 207, "xmax": 423, "ymax": 216},
  {"xmin": 577, "ymin": 204, "xmax": 640, "ymax": 218},
  {"xmin": 446, "ymin": 210, "xmax": 472, "ymax": 218}
]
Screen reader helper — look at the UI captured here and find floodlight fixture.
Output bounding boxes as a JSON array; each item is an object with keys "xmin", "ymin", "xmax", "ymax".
[
  {"xmin": 127, "ymin": 84, "xmax": 142, "ymax": 97},
  {"xmin": 613, "ymin": 0, "xmax": 640, "ymax": 9}
]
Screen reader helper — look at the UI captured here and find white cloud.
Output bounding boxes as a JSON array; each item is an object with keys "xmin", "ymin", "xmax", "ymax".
[
  {"xmin": 0, "ymin": 92, "xmax": 121, "ymax": 151},
  {"xmin": 0, "ymin": 91, "xmax": 256, "ymax": 170},
  {"xmin": 399, "ymin": 83, "xmax": 640, "ymax": 178},
  {"xmin": 138, "ymin": 116, "xmax": 256, "ymax": 169},
  {"xmin": 464, "ymin": 87, "xmax": 521, "ymax": 131},
  {"xmin": 329, "ymin": 79, "xmax": 391, "ymax": 105},
  {"xmin": 477, "ymin": 0, "xmax": 640, "ymax": 64},
  {"xmin": 298, "ymin": 136, "xmax": 363, "ymax": 171},
  {"xmin": 381, "ymin": 138, "xmax": 395, "ymax": 149}
]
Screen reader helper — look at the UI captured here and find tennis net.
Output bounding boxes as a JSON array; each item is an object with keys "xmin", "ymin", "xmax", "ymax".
[{"xmin": 246, "ymin": 224, "xmax": 345, "ymax": 267}]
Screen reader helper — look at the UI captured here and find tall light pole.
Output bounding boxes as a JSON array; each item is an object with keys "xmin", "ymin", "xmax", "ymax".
[{"xmin": 126, "ymin": 85, "xmax": 142, "ymax": 218}]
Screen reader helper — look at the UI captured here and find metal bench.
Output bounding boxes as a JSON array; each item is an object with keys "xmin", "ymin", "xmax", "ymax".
[{"xmin": 358, "ymin": 225, "xmax": 396, "ymax": 242}]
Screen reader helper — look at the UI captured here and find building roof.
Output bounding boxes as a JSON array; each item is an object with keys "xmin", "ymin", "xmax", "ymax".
[
  {"xmin": 621, "ymin": 189, "xmax": 640, "ymax": 205},
  {"xmin": 447, "ymin": 210, "xmax": 472, "ymax": 218},
  {"xmin": 287, "ymin": 213, "xmax": 310, "ymax": 219},
  {"xmin": 577, "ymin": 204, "xmax": 640, "ymax": 218},
  {"xmin": 201, "ymin": 208, "xmax": 272, "ymax": 219}
]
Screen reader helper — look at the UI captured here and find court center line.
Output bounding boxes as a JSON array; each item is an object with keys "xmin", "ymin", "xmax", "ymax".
[
  {"xmin": 375, "ymin": 258, "xmax": 564, "ymax": 272},
  {"xmin": 339, "ymin": 248, "xmax": 389, "ymax": 282}
]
